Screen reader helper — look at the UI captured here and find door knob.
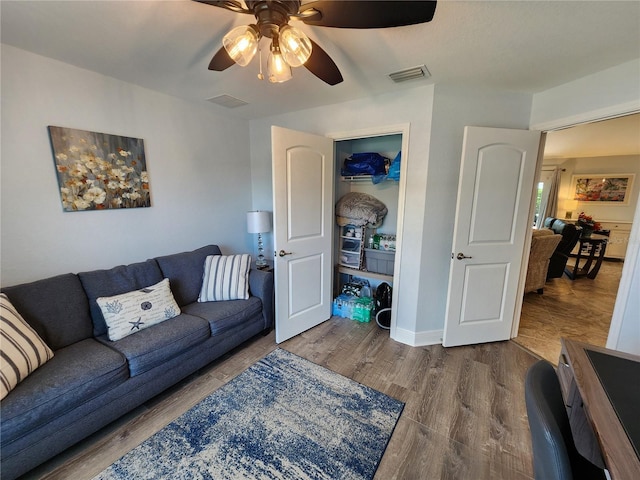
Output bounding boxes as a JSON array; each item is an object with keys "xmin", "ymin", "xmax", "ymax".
[
  {"xmin": 279, "ymin": 250, "xmax": 293, "ymax": 257},
  {"xmin": 456, "ymin": 252, "xmax": 473, "ymax": 260}
]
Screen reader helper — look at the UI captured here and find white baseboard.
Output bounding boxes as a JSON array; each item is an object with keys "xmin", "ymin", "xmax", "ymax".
[{"xmin": 392, "ymin": 327, "xmax": 443, "ymax": 347}]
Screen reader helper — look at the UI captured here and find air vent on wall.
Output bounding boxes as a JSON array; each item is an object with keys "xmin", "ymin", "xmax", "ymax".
[
  {"xmin": 389, "ymin": 65, "xmax": 431, "ymax": 83},
  {"xmin": 207, "ymin": 94, "xmax": 248, "ymax": 108}
]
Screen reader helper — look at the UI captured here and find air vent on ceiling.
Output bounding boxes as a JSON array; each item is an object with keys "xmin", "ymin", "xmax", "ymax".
[
  {"xmin": 389, "ymin": 65, "xmax": 431, "ymax": 83},
  {"xmin": 207, "ymin": 94, "xmax": 248, "ymax": 109}
]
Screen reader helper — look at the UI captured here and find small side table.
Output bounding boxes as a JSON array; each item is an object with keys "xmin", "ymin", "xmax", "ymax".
[{"xmin": 565, "ymin": 235, "xmax": 608, "ymax": 280}]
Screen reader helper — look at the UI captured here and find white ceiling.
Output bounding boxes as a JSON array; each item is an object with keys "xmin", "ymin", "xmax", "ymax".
[
  {"xmin": 544, "ymin": 113, "xmax": 640, "ymax": 159},
  {"xmin": 2, "ymin": 0, "xmax": 639, "ymax": 122}
]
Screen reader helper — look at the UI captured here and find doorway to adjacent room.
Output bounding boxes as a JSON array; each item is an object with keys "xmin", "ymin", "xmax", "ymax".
[{"xmin": 515, "ymin": 113, "xmax": 639, "ymax": 362}]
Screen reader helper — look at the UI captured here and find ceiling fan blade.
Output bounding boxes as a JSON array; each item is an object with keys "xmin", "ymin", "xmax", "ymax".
[
  {"xmin": 304, "ymin": 39, "xmax": 343, "ymax": 86},
  {"xmin": 208, "ymin": 46, "xmax": 236, "ymax": 71},
  {"xmin": 194, "ymin": 0, "xmax": 252, "ymax": 14},
  {"xmin": 300, "ymin": 1, "xmax": 437, "ymax": 29}
]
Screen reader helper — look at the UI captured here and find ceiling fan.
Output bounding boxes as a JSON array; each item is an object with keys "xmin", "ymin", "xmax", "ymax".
[{"xmin": 196, "ymin": 0, "xmax": 437, "ymax": 85}]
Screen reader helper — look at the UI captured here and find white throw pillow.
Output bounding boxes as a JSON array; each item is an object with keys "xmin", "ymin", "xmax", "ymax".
[
  {"xmin": 0, "ymin": 293, "xmax": 54, "ymax": 400},
  {"xmin": 198, "ymin": 254, "xmax": 251, "ymax": 302},
  {"xmin": 97, "ymin": 278, "xmax": 181, "ymax": 341}
]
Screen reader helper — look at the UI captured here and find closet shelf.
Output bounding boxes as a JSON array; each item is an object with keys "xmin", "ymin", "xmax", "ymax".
[{"xmin": 338, "ymin": 265, "xmax": 393, "ymax": 283}]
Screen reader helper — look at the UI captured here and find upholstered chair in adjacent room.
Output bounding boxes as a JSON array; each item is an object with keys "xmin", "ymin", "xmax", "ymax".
[
  {"xmin": 543, "ymin": 217, "xmax": 583, "ymax": 279},
  {"xmin": 525, "ymin": 229, "xmax": 562, "ymax": 294},
  {"xmin": 525, "ymin": 360, "xmax": 606, "ymax": 480}
]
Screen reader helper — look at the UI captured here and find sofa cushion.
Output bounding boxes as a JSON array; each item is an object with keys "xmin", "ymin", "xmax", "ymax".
[
  {"xmin": 0, "ymin": 294, "xmax": 54, "ymax": 400},
  {"xmin": 97, "ymin": 278, "xmax": 181, "ymax": 341},
  {"xmin": 183, "ymin": 297, "xmax": 263, "ymax": 336},
  {"xmin": 79, "ymin": 259, "xmax": 164, "ymax": 337},
  {"xmin": 97, "ymin": 313, "xmax": 210, "ymax": 376},
  {"xmin": 0, "ymin": 338, "xmax": 127, "ymax": 444},
  {"xmin": 1, "ymin": 273, "xmax": 93, "ymax": 350},
  {"xmin": 198, "ymin": 254, "xmax": 251, "ymax": 302},
  {"xmin": 155, "ymin": 245, "xmax": 222, "ymax": 306}
]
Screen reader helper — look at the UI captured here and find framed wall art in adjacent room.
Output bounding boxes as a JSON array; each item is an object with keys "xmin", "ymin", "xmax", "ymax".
[
  {"xmin": 571, "ymin": 174, "xmax": 635, "ymax": 205},
  {"xmin": 48, "ymin": 126, "xmax": 151, "ymax": 211}
]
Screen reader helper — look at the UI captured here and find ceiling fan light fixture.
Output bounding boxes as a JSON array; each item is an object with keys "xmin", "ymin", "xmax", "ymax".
[
  {"xmin": 267, "ymin": 38, "xmax": 292, "ymax": 83},
  {"xmin": 222, "ymin": 24, "xmax": 259, "ymax": 67},
  {"xmin": 279, "ymin": 25, "xmax": 312, "ymax": 67}
]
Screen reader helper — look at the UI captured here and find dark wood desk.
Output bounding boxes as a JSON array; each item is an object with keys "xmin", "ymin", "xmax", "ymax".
[
  {"xmin": 565, "ymin": 234, "xmax": 608, "ymax": 279},
  {"xmin": 558, "ymin": 338, "xmax": 640, "ymax": 480}
]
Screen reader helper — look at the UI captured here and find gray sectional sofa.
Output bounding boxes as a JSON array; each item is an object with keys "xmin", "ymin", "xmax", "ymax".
[{"xmin": 0, "ymin": 244, "xmax": 274, "ymax": 480}]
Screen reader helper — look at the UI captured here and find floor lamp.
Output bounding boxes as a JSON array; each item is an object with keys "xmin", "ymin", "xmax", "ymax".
[{"xmin": 247, "ymin": 211, "xmax": 271, "ymax": 268}]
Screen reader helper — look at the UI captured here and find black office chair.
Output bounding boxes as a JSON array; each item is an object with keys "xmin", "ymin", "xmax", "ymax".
[{"xmin": 525, "ymin": 360, "xmax": 607, "ymax": 480}]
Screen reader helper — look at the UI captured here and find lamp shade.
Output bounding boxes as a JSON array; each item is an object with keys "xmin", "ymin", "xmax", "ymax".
[
  {"xmin": 247, "ymin": 211, "xmax": 271, "ymax": 234},
  {"xmin": 279, "ymin": 25, "xmax": 312, "ymax": 67},
  {"xmin": 267, "ymin": 49, "xmax": 292, "ymax": 83},
  {"xmin": 223, "ymin": 25, "xmax": 259, "ymax": 67}
]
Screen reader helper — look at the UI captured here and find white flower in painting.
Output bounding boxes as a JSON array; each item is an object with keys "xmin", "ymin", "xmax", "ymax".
[
  {"xmin": 73, "ymin": 198, "xmax": 91, "ymax": 210},
  {"xmin": 69, "ymin": 163, "xmax": 88, "ymax": 178},
  {"xmin": 110, "ymin": 169, "xmax": 125, "ymax": 180},
  {"xmin": 118, "ymin": 149, "xmax": 131, "ymax": 157},
  {"xmin": 69, "ymin": 146, "xmax": 80, "ymax": 153},
  {"xmin": 83, "ymin": 187, "xmax": 106, "ymax": 204},
  {"xmin": 111, "ymin": 197, "xmax": 122, "ymax": 207},
  {"xmin": 108, "ymin": 153, "xmax": 117, "ymax": 161},
  {"xmin": 141, "ymin": 171, "xmax": 149, "ymax": 183},
  {"xmin": 60, "ymin": 187, "xmax": 70, "ymax": 196},
  {"xmin": 56, "ymin": 153, "xmax": 68, "ymax": 161},
  {"xmin": 122, "ymin": 166, "xmax": 134, "ymax": 174},
  {"xmin": 67, "ymin": 178, "xmax": 84, "ymax": 188},
  {"xmin": 106, "ymin": 180, "xmax": 120, "ymax": 190},
  {"xmin": 98, "ymin": 159, "xmax": 111, "ymax": 170},
  {"xmin": 123, "ymin": 191, "xmax": 141, "ymax": 201},
  {"xmin": 116, "ymin": 159, "xmax": 125, "ymax": 166},
  {"xmin": 91, "ymin": 145, "xmax": 98, "ymax": 151}
]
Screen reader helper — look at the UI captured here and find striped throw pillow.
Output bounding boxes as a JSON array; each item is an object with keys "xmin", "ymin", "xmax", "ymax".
[
  {"xmin": 198, "ymin": 254, "xmax": 251, "ymax": 302},
  {"xmin": 1, "ymin": 293, "xmax": 54, "ymax": 400}
]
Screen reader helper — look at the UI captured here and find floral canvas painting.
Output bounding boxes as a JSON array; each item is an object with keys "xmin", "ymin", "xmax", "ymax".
[
  {"xmin": 48, "ymin": 126, "xmax": 151, "ymax": 211},
  {"xmin": 572, "ymin": 174, "xmax": 634, "ymax": 205}
]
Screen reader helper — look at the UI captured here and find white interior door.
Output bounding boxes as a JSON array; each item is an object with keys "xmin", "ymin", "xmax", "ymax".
[
  {"xmin": 443, "ymin": 126, "xmax": 542, "ymax": 347},
  {"xmin": 272, "ymin": 126, "xmax": 334, "ymax": 343}
]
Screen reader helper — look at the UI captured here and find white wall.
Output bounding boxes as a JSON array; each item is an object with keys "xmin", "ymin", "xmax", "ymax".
[
  {"xmin": 530, "ymin": 59, "xmax": 640, "ymax": 129},
  {"xmin": 248, "ymin": 83, "xmax": 534, "ymax": 343},
  {"xmin": 1, "ymin": 45, "xmax": 253, "ymax": 286},
  {"xmin": 416, "ymin": 84, "xmax": 533, "ymax": 336}
]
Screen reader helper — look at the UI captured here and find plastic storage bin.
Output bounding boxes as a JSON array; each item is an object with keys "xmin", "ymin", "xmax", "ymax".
[{"xmin": 364, "ymin": 248, "xmax": 395, "ymax": 275}]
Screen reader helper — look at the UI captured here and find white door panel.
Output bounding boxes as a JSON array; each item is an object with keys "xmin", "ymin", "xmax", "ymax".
[
  {"xmin": 272, "ymin": 126, "xmax": 334, "ymax": 343},
  {"xmin": 288, "ymin": 151, "xmax": 324, "ymax": 239},
  {"xmin": 443, "ymin": 126, "xmax": 541, "ymax": 347},
  {"xmin": 288, "ymin": 254, "xmax": 323, "ymax": 316}
]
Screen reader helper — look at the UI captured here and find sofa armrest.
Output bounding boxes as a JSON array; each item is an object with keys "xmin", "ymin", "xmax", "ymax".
[{"xmin": 248, "ymin": 268, "xmax": 274, "ymax": 329}]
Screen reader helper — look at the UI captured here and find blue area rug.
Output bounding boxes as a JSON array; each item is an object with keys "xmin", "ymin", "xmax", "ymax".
[{"xmin": 94, "ymin": 348, "xmax": 404, "ymax": 480}]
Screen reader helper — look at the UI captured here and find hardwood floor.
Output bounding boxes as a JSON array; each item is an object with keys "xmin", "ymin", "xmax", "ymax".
[
  {"xmin": 515, "ymin": 259, "xmax": 623, "ymax": 365},
  {"xmin": 26, "ymin": 320, "xmax": 539, "ymax": 480}
]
